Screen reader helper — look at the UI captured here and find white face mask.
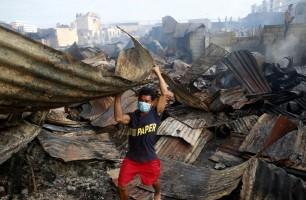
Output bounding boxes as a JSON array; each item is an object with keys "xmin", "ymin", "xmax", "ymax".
[{"xmin": 138, "ymin": 101, "xmax": 151, "ymax": 113}]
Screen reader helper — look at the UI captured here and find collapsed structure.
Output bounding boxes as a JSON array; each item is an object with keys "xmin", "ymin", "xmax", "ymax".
[{"xmin": 1, "ymin": 21, "xmax": 306, "ymax": 200}]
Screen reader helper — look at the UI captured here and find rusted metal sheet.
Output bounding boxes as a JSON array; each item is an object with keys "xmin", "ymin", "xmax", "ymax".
[
  {"xmin": 210, "ymin": 116, "xmax": 259, "ymax": 167},
  {"xmin": 157, "ymin": 117, "xmax": 204, "ymax": 146},
  {"xmin": 209, "ymin": 87, "xmax": 252, "ymax": 112},
  {"xmin": 82, "ymin": 53, "xmax": 115, "ymax": 71},
  {"xmin": 90, "ymin": 90, "xmax": 137, "ymax": 127},
  {"xmin": 241, "ymin": 158, "xmax": 306, "ymax": 200},
  {"xmin": 239, "ymin": 114, "xmax": 306, "ymax": 165},
  {"xmin": 155, "ymin": 129, "xmax": 212, "ymax": 164},
  {"xmin": 0, "ymin": 111, "xmax": 48, "ymax": 164},
  {"xmin": 209, "ymin": 132, "xmax": 247, "ymax": 167},
  {"xmin": 38, "ymin": 130, "xmax": 120, "ymax": 162},
  {"xmin": 162, "ymin": 73, "xmax": 209, "ymax": 111},
  {"xmin": 259, "ymin": 115, "xmax": 297, "ymax": 155},
  {"xmin": 183, "ymin": 43, "xmax": 229, "ymax": 82},
  {"xmin": 239, "ymin": 114, "xmax": 277, "ymax": 153},
  {"xmin": 228, "ymin": 115, "xmax": 259, "ymax": 134},
  {"xmin": 212, "ymin": 87, "xmax": 259, "ymax": 111},
  {"xmin": 0, "ymin": 26, "xmax": 152, "ymax": 113},
  {"xmin": 66, "ymin": 43, "xmax": 102, "ymax": 60},
  {"xmin": 46, "ymin": 108, "xmax": 86, "ymax": 127},
  {"xmin": 166, "ymin": 105, "xmax": 229, "ymax": 129},
  {"xmin": 79, "ymin": 97, "xmax": 114, "ymax": 121},
  {"xmin": 222, "ymin": 50, "xmax": 271, "ymax": 94},
  {"xmin": 138, "ymin": 158, "xmax": 248, "ymax": 200},
  {"xmin": 115, "ymin": 27, "xmax": 154, "ymax": 82}
]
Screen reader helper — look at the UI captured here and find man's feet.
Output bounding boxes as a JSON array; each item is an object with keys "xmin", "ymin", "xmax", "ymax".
[{"xmin": 154, "ymin": 192, "xmax": 161, "ymax": 200}]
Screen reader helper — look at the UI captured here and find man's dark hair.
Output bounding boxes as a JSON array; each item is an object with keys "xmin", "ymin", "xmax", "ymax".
[{"xmin": 137, "ymin": 87, "xmax": 157, "ymax": 100}]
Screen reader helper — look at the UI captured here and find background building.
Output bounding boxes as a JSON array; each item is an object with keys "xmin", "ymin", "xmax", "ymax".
[
  {"xmin": 54, "ymin": 24, "xmax": 78, "ymax": 47},
  {"xmin": 10, "ymin": 21, "xmax": 37, "ymax": 33},
  {"xmin": 76, "ymin": 12, "xmax": 102, "ymax": 46}
]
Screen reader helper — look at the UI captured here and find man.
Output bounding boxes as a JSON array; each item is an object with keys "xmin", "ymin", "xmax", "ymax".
[
  {"xmin": 284, "ymin": 4, "xmax": 295, "ymax": 38},
  {"xmin": 114, "ymin": 65, "xmax": 168, "ymax": 200}
]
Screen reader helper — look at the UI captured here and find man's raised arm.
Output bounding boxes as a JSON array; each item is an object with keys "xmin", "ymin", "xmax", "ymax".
[
  {"xmin": 153, "ymin": 65, "xmax": 169, "ymax": 114},
  {"xmin": 114, "ymin": 93, "xmax": 131, "ymax": 125}
]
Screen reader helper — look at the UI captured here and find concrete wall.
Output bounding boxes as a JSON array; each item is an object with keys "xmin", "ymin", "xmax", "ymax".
[
  {"xmin": 189, "ymin": 27, "xmax": 206, "ymax": 60},
  {"xmin": 55, "ymin": 27, "xmax": 78, "ymax": 47},
  {"xmin": 210, "ymin": 32, "xmax": 236, "ymax": 51}
]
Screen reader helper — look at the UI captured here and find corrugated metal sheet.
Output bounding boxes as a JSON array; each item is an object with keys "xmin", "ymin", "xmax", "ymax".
[
  {"xmin": 209, "ymin": 132, "xmax": 247, "ymax": 167},
  {"xmin": 162, "ymin": 73, "xmax": 209, "ymax": 111},
  {"xmin": 209, "ymin": 116, "xmax": 258, "ymax": 166},
  {"xmin": 155, "ymin": 129, "xmax": 212, "ymax": 164},
  {"xmin": 79, "ymin": 97, "xmax": 114, "ymax": 121},
  {"xmin": 115, "ymin": 27, "xmax": 154, "ymax": 82},
  {"xmin": 167, "ymin": 106, "xmax": 229, "ymax": 128},
  {"xmin": 239, "ymin": 114, "xmax": 277, "ymax": 153},
  {"xmin": 0, "ymin": 26, "xmax": 151, "ymax": 113},
  {"xmin": 139, "ymin": 158, "xmax": 248, "ymax": 200},
  {"xmin": 91, "ymin": 90, "xmax": 137, "ymax": 127},
  {"xmin": 240, "ymin": 116, "xmax": 306, "ymax": 170},
  {"xmin": 209, "ymin": 87, "xmax": 257, "ymax": 112},
  {"xmin": 241, "ymin": 158, "xmax": 306, "ymax": 200},
  {"xmin": 222, "ymin": 50, "xmax": 272, "ymax": 94},
  {"xmin": 38, "ymin": 130, "xmax": 120, "ymax": 162},
  {"xmin": 167, "ymin": 105, "xmax": 229, "ymax": 128},
  {"xmin": 259, "ymin": 115, "xmax": 297, "ymax": 154},
  {"xmin": 157, "ymin": 117, "xmax": 204, "ymax": 146},
  {"xmin": 46, "ymin": 108, "xmax": 87, "ymax": 127},
  {"xmin": 0, "ymin": 111, "xmax": 48, "ymax": 164},
  {"xmin": 219, "ymin": 87, "xmax": 257, "ymax": 109},
  {"xmin": 228, "ymin": 115, "xmax": 259, "ymax": 134},
  {"xmin": 182, "ymin": 43, "xmax": 229, "ymax": 82}
]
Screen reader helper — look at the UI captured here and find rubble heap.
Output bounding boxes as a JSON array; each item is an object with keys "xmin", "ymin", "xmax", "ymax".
[{"xmin": 1, "ymin": 25, "xmax": 306, "ymax": 200}]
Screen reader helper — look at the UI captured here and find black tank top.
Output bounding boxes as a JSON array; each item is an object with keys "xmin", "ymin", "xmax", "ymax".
[{"xmin": 126, "ymin": 107, "xmax": 161, "ymax": 162}]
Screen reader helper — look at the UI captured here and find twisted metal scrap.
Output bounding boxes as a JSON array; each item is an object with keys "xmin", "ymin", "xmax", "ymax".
[{"xmin": 0, "ymin": 26, "xmax": 153, "ymax": 113}]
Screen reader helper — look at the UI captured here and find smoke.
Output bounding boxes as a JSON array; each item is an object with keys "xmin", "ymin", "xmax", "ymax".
[{"xmin": 265, "ymin": 34, "xmax": 300, "ymax": 64}]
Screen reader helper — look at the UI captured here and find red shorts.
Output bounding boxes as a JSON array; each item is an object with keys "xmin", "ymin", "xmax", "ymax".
[{"xmin": 118, "ymin": 158, "xmax": 160, "ymax": 187}]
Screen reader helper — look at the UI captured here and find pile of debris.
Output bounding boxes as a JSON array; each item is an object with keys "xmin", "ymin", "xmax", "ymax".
[{"xmin": 1, "ymin": 24, "xmax": 306, "ymax": 200}]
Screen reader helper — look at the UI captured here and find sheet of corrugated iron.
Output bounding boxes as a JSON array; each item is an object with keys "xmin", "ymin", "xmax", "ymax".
[
  {"xmin": 157, "ymin": 117, "xmax": 204, "ymax": 146},
  {"xmin": 241, "ymin": 158, "xmax": 306, "ymax": 200},
  {"xmin": 228, "ymin": 115, "xmax": 259, "ymax": 134},
  {"xmin": 138, "ymin": 158, "xmax": 248, "ymax": 200},
  {"xmin": 0, "ymin": 26, "xmax": 151, "ymax": 113},
  {"xmin": 38, "ymin": 130, "xmax": 120, "ymax": 162},
  {"xmin": 209, "ymin": 116, "xmax": 258, "ymax": 167},
  {"xmin": 240, "ymin": 115, "xmax": 306, "ymax": 170},
  {"xmin": 91, "ymin": 90, "xmax": 137, "ymax": 127},
  {"xmin": 115, "ymin": 27, "xmax": 154, "ymax": 82},
  {"xmin": 0, "ymin": 111, "xmax": 48, "ymax": 164},
  {"xmin": 162, "ymin": 73, "xmax": 209, "ymax": 111},
  {"xmin": 239, "ymin": 114, "xmax": 277, "ymax": 153},
  {"xmin": 80, "ymin": 97, "xmax": 114, "ymax": 121},
  {"xmin": 155, "ymin": 129, "xmax": 212, "ymax": 164},
  {"xmin": 166, "ymin": 105, "xmax": 228, "ymax": 128},
  {"xmin": 182, "ymin": 43, "xmax": 229, "ymax": 82},
  {"xmin": 222, "ymin": 50, "xmax": 271, "ymax": 94},
  {"xmin": 209, "ymin": 132, "xmax": 247, "ymax": 167},
  {"xmin": 259, "ymin": 115, "xmax": 297, "ymax": 154},
  {"xmin": 46, "ymin": 108, "xmax": 87, "ymax": 127}
]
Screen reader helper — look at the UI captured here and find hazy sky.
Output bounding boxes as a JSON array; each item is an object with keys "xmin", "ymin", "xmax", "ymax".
[{"xmin": 1, "ymin": 0, "xmax": 263, "ymax": 27}]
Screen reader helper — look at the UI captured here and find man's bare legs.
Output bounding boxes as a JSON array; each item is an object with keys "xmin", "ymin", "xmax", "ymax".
[
  {"xmin": 119, "ymin": 185, "xmax": 128, "ymax": 200},
  {"xmin": 153, "ymin": 180, "xmax": 161, "ymax": 200}
]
